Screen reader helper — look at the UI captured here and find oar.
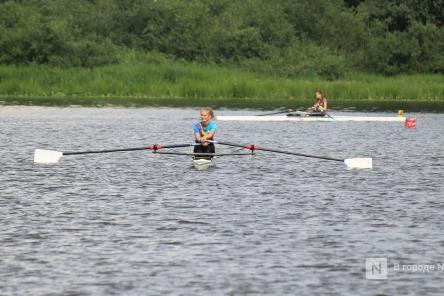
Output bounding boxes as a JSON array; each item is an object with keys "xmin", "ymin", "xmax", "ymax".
[
  {"xmin": 324, "ymin": 112, "xmax": 336, "ymax": 121},
  {"xmin": 34, "ymin": 143, "xmax": 196, "ymax": 164},
  {"xmin": 257, "ymin": 108, "xmax": 294, "ymax": 116},
  {"xmin": 210, "ymin": 140, "xmax": 372, "ymax": 169}
]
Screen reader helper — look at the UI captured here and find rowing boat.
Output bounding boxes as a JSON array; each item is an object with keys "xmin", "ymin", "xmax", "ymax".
[
  {"xmin": 33, "ymin": 141, "xmax": 373, "ymax": 169},
  {"xmin": 192, "ymin": 158, "xmax": 214, "ymax": 170},
  {"xmin": 153, "ymin": 151, "xmax": 252, "ymax": 170},
  {"xmin": 217, "ymin": 115, "xmax": 407, "ymax": 122}
]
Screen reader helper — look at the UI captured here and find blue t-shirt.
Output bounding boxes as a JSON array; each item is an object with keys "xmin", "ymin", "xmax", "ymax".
[{"xmin": 194, "ymin": 121, "xmax": 217, "ymax": 137}]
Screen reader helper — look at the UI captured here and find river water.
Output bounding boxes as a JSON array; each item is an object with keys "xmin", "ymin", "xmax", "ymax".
[{"xmin": 1, "ymin": 106, "xmax": 443, "ymax": 295}]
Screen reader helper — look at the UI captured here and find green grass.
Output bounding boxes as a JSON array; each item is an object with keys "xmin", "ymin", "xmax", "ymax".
[{"xmin": 0, "ymin": 51, "xmax": 443, "ymax": 110}]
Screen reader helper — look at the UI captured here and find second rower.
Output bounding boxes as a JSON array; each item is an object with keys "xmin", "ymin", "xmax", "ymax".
[{"xmin": 311, "ymin": 90, "xmax": 328, "ymax": 113}]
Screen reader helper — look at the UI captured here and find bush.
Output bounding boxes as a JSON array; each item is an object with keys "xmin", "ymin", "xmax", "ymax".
[{"xmin": 239, "ymin": 42, "xmax": 348, "ymax": 80}]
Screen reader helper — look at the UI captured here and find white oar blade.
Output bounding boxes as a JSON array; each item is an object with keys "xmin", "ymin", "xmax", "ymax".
[
  {"xmin": 34, "ymin": 149, "xmax": 63, "ymax": 164},
  {"xmin": 344, "ymin": 158, "xmax": 372, "ymax": 169}
]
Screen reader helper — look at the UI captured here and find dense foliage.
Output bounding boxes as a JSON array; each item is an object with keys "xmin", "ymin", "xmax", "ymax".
[{"xmin": 0, "ymin": 0, "xmax": 443, "ymax": 78}]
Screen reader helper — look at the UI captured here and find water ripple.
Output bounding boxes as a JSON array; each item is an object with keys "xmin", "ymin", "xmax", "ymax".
[{"xmin": 1, "ymin": 107, "xmax": 443, "ymax": 295}]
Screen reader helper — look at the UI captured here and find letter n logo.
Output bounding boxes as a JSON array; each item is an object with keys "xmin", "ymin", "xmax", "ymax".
[{"xmin": 366, "ymin": 258, "xmax": 387, "ymax": 280}]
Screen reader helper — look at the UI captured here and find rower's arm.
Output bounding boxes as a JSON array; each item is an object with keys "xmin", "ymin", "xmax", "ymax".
[
  {"xmin": 195, "ymin": 132, "xmax": 202, "ymax": 142},
  {"xmin": 202, "ymin": 130, "xmax": 215, "ymax": 140},
  {"xmin": 311, "ymin": 102, "xmax": 319, "ymax": 110}
]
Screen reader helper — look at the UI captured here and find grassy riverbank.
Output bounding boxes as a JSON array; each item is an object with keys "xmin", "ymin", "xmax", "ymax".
[{"xmin": 1, "ymin": 52, "xmax": 443, "ymax": 110}]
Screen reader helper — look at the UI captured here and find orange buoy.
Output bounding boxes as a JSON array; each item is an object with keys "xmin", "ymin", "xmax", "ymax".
[{"xmin": 405, "ymin": 118, "xmax": 416, "ymax": 129}]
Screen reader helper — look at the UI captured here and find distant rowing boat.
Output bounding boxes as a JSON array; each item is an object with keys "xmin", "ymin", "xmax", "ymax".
[{"xmin": 217, "ymin": 114, "xmax": 408, "ymax": 122}]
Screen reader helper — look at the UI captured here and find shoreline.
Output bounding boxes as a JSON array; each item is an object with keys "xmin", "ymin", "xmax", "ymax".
[
  {"xmin": 1, "ymin": 95, "xmax": 444, "ymax": 112},
  {"xmin": 1, "ymin": 58, "xmax": 444, "ymax": 112}
]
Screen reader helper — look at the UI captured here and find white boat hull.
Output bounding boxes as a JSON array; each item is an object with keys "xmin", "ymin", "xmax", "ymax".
[
  {"xmin": 193, "ymin": 158, "xmax": 214, "ymax": 170},
  {"xmin": 217, "ymin": 115, "xmax": 407, "ymax": 122}
]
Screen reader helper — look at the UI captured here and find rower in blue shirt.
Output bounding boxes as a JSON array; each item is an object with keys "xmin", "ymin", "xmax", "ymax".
[{"xmin": 194, "ymin": 107, "xmax": 217, "ymax": 156}]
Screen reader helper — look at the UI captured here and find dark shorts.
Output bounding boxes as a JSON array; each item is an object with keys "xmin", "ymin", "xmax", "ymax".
[{"xmin": 194, "ymin": 142, "xmax": 215, "ymax": 158}]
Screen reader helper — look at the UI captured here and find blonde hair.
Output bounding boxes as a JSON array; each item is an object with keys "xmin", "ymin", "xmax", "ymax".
[{"xmin": 200, "ymin": 107, "xmax": 215, "ymax": 119}]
